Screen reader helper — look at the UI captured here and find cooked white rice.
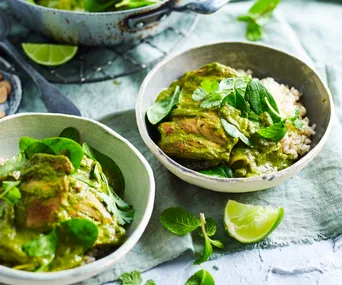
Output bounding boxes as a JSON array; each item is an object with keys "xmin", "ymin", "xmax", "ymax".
[{"xmin": 238, "ymin": 70, "xmax": 316, "ymax": 159}]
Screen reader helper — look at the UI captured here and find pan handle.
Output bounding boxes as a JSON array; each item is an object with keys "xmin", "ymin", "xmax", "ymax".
[
  {"xmin": 173, "ymin": 0, "xmax": 230, "ymax": 14},
  {"xmin": 127, "ymin": 0, "xmax": 230, "ymax": 29}
]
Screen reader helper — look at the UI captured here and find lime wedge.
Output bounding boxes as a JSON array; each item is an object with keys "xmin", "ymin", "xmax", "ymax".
[
  {"xmin": 224, "ymin": 200, "xmax": 284, "ymax": 243},
  {"xmin": 22, "ymin": 43, "xmax": 78, "ymax": 66}
]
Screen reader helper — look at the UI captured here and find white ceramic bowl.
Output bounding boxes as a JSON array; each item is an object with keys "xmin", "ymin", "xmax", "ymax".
[
  {"xmin": 0, "ymin": 113, "xmax": 155, "ymax": 285},
  {"xmin": 136, "ymin": 42, "xmax": 334, "ymax": 193}
]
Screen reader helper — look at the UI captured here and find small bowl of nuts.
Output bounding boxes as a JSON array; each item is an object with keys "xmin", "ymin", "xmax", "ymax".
[{"xmin": 0, "ymin": 66, "xmax": 22, "ymax": 119}]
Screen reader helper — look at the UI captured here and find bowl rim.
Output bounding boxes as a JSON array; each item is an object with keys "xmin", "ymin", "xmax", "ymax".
[
  {"xmin": 136, "ymin": 41, "xmax": 334, "ymax": 189},
  {"xmin": 14, "ymin": 0, "xmax": 169, "ymax": 16},
  {"xmin": 0, "ymin": 113, "xmax": 155, "ymax": 282}
]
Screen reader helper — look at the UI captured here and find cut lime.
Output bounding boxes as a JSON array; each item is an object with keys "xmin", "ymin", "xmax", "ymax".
[
  {"xmin": 22, "ymin": 43, "xmax": 78, "ymax": 66},
  {"xmin": 224, "ymin": 200, "xmax": 284, "ymax": 243}
]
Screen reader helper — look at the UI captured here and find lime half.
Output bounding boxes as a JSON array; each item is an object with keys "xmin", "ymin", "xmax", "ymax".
[
  {"xmin": 224, "ymin": 200, "xmax": 284, "ymax": 243},
  {"xmin": 22, "ymin": 43, "xmax": 78, "ymax": 66}
]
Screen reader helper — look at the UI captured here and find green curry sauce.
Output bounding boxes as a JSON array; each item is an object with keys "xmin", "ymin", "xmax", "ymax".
[
  {"xmin": 149, "ymin": 63, "xmax": 295, "ymax": 178},
  {"xmin": 0, "ymin": 131, "xmax": 131, "ymax": 272}
]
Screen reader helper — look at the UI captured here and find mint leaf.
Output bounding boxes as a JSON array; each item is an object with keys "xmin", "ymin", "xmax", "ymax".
[
  {"xmin": 194, "ymin": 214, "xmax": 224, "ymax": 265},
  {"xmin": 221, "ymin": 118, "xmax": 252, "ymax": 147},
  {"xmin": 145, "ymin": 281, "xmax": 156, "ymax": 285},
  {"xmin": 0, "ymin": 154, "xmax": 26, "ymax": 179},
  {"xmin": 63, "ymin": 218, "xmax": 98, "ymax": 250},
  {"xmin": 185, "ymin": 269, "xmax": 215, "ymax": 285},
  {"xmin": 119, "ymin": 270, "xmax": 142, "ymax": 285},
  {"xmin": 257, "ymin": 119, "xmax": 287, "ymax": 142},
  {"xmin": 199, "ymin": 217, "xmax": 217, "ymax": 237},
  {"xmin": 246, "ymin": 21, "xmax": 263, "ymax": 41},
  {"xmin": 249, "ymin": 0, "xmax": 281, "ymax": 16},
  {"xmin": 160, "ymin": 207, "xmax": 200, "ymax": 236},
  {"xmin": 147, "ymin": 85, "xmax": 182, "ymax": 125},
  {"xmin": 199, "ymin": 165, "xmax": 233, "ymax": 179},
  {"xmin": 288, "ymin": 108, "xmax": 305, "ymax": 130},
  {"xmin": 193, "ymin": 80, "xmax": 223, "ymax": 108}
]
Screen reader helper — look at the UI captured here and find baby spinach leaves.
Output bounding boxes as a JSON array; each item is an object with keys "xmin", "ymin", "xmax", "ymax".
[
  {"xmin": 160, "ymin": 208, "xmax": 223, "ymax": 264},
  {"xmin": 0, "ymin": 181, "xmax": 21, "ymax": 205},
  {"xmin": 63, "ymin": 218, "xmax": 98, "ymax": 250},
  {"xmin": 238, "ymin": 0, "xmax": 281, "ymax": 41},
  {"xmin": 19, "ymin": 136, "xmax": 84, "ymax": 170},
  {"xmin": 22, "ymin": 229, "xmax": 58, "ymax": 272},
  {"xmin": 221, "ymin": 118, "xmax": 252, "ymax": 147},
  {"xmin": 119, "ymin": 270, "xmax": 156, "ymax": 285},
  {"xmin": 199, "ymin": 165, "xmax": 233, "ymax": 179},
  {"xmin": 59, "ymin": 127, "xmax": 80, "ymax": 143},
  {"xmin": 160, "ymin": 207, "xmax": 200, "ymax": 235},
  {"xmin": 185, "ymin": 269, "xmax": 215, "ymax": 285},
  {"xmin": 83, "ymin": 142, "xmax": 125, "ymax": 196},
  {"xmin": 257, "ymin": 120, "xmax": 287, "ymax": 142},
  {"xmin": 147, "ymin": 85, "xmax": 182, "ymax": 125}
]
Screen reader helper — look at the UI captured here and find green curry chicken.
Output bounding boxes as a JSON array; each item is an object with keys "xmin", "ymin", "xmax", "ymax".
[
  {"xmin": 147, "ymin": 62, "xmax": 311, "ymax": 178},
  {"xmin": 0, "ymin": 128, "xmax": 133, "ymax": 272}
]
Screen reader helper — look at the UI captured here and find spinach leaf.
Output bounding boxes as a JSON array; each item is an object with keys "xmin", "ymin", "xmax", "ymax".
[
  {"xmin": 237, "ymin": 0, "xmax": 281, "ymax": 41},
  {"xmin": 160, "ymin": 207, "xmax": 200, "ymax": 236},
  {"xmin": 185, "ymin": 269, "xmax": 215, "ymax": 285},
  {"xmin": 246, "ymin": 79, "xmax": 281, "ymax": 123},
  {"xmin": 147, "ymin": 86, "xmax": 182, "ymax": 125},
  {"xmin": 119, "ymin": 270, "xmax": 142, "ymax": 285},
  {"xmin": 0, "ymin": 181, "xmax": 21, "ymax": 205},
  {"xmin": 63, "ymin": 218, "xmax": 98, "ymax": 250},
  {"xmin": 247, "ymin": 109, "xmax": 260, "ymax": 122},
  {"xmin": 0, "ymin": 154, "xmax": 26, "ymax": 179},
  {"xmin": 21, "ymin": 137, "xmax": 84, "ymax": 170},
  {"xmin": 194, "ymin": 214, "xmax": 224, "ymax": 265},
  {"xmin": 221, "ymin": 118, "xmax": 252, "ymax": 147},
  {"xmin": 199, "ymin": 217, "xmax": 217, "ymax": 237},
  {"xmin": 59, "ymin": 127, "xmax": 80, "ymax": 143},
  {"xmin": 199, "ymin": 165, "xmax": 233, "ymax": 179},
  {"xmin": 83, "ymin": 142, "xmax": 125, "ymax": 196},
  {"xmin": 19, "ymin": 137, "xmax": 39, "ymax": 153},
  {"xmin": 22, "ymin": 229, "xmax": 57, "ymax": 272},
  {"xmin": 257, "ymin": 119, "xmax": 287, "ymax": 142}
]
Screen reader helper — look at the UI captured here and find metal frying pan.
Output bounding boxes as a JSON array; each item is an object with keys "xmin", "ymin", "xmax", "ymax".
[{"xmin": 8, "ymin": 0, "xmax": 230, "ymax": 46}]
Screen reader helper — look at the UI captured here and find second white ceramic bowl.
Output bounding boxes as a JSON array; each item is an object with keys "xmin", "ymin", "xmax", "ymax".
[
  {"xmin": 136, "ymin": 42, "xmax": 333, "ymax": 193},
  {"xmin": 0, "ymin": 113, "xmax": 155, "ymax": 285}
]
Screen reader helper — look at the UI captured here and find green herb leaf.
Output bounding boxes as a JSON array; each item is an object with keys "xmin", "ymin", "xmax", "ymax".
[
  {"xmin": 0, "ymin": 154, "xmax": 26, "ymax": 179},
  {"xmin": 257, "ymin": 119, "xmax": 287, "ymax": 142},
  {"xmin": 185, "ymin": 269, "xmax": 215, "ymax": 285},
  {"xmin": 209, "ymin": 239, "xmax": 224, "ymax": 249},
  {"xmin": 199, "ymin": 165, "xmax": 233, "ymax": 179},
  {"xmin": 59, "ymin": 127, "xmax": 80, "ymax": 143},
  {"xmin": 199, "ymin": 217, "xmax": 217, "ymax": 237},
  {"xmin": 19, "ymin": 137, "xmax": 39, "ymax": 153},
  {"xmin": 147, "ymin": 85, "xmax": 182, "ymax": 125},
  {"xmin": 246, "ymin": 79, "xmax": 281, "ymax": 123},
  {"xmin": 247, "ymin": 109, "xmax": 260, "ymax": 122},
  {"xmin": 0, "ymin": 181, "xmax": 21, "ymax": 205},
  {"xmin": 119, "ymin": 270, "xmax": 142, "ymax": 285},
  {"xmin": 63, "ymin": 218, "xmax": 98, "ymax": 250},
  {"xmin": 21, "ymin": 137, "xmax": 84, "ymax": 170},
  {"xmin": 160, "ymin": 207, "xmax": 200, "ymax": 236},
  {"xmin": 248, "ymin": 0, "xmax": 281, "ymax": 16},
  {"xmin": 221, "ymin": 118, "xmax": 252, "ymax": 147},
  {"xmin": 194, "ymin": 235, "xmax": 213, "ymax": 265},
  {"xmin": 145, "ymin": 281, "xmax": 156, "ymax": 285},
  {"xmin": 84, "ymin": 0, "xmax": 117, "ymax": 12},
  {"xmin": 246, "ymin": 21, "xmax": 263, "ymax": 41},
  {"xmin": 193, "ymin": 80, "xmax": 219, "ymax": 101},
  {"xmin": 288, "ymin": 108, "xmax": 305, "ymax": 130},
  {"xmin": 83, "ymin": 142, "xmax": 125, "ymax": 196},
  {"xmin": 22, "ymin": 229, "xmax": 57, "ymax": 269}
]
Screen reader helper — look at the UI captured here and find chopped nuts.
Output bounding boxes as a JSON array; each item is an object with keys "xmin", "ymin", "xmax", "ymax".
[{"xmin": 0, "ymin": 72, "xmax": 14, "ymax": 119}]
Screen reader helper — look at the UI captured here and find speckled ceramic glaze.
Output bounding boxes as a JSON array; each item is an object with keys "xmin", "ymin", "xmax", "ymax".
[
  {"xmin": 136, "ymin": 42, "xmax": 334, "ymax": 193},
  {"xmin": 0, "ymin": 113, "xmax": 155, "ymax": 285}
]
